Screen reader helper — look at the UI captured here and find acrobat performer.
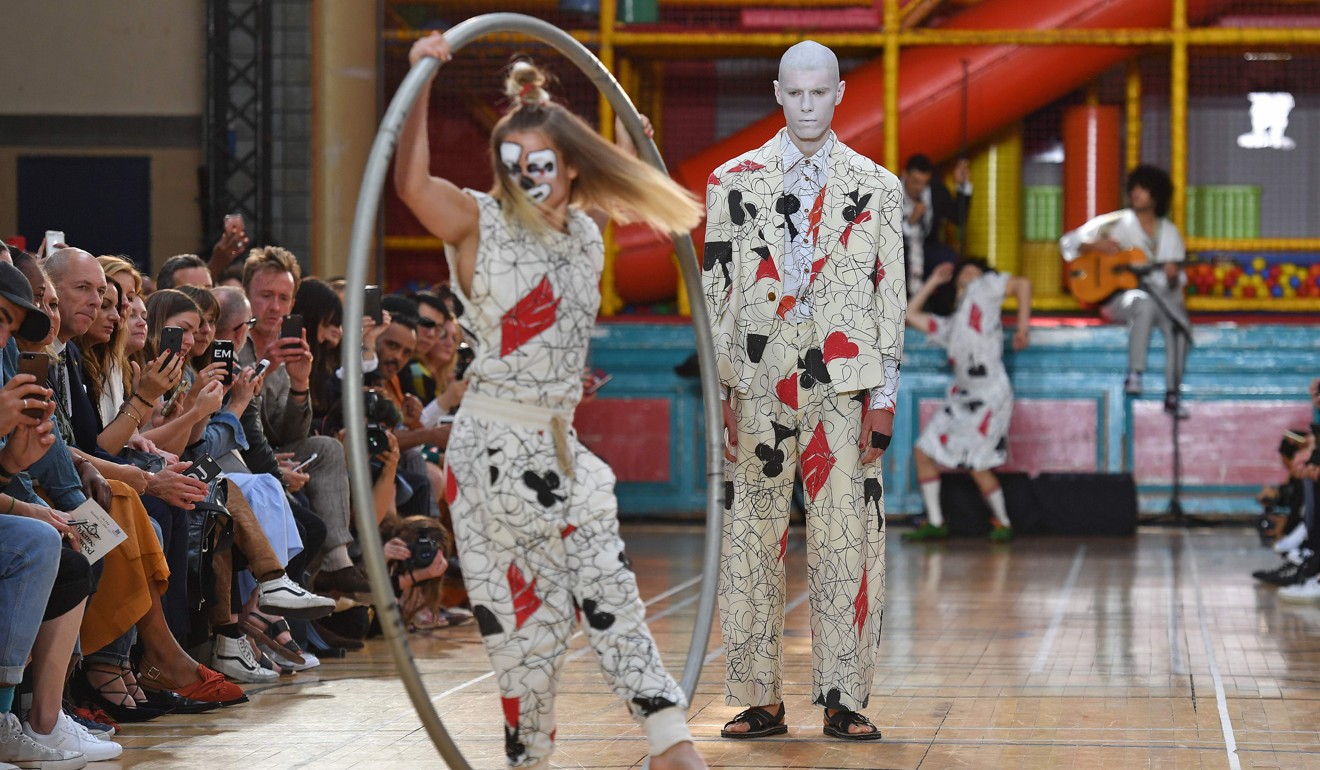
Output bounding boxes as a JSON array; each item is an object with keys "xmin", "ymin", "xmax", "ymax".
[
  {"xmin": 904, "ymin": 260, "xmax": 1031, "ymax": 542},
  {"xmin": 396, "ymin": 33, "xmax": 707, "ymax": 770}
]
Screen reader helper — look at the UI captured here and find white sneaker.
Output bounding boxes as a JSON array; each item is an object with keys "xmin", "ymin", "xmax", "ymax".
[
  {"xmin": 1279, "ymin": 575, "xmax": 1320, "ymax": 602},
  {"xmin": 263, "ymin": 643, "xmax": 320, "ymax": 672},
  {"xmin": 212, "ymin": 635, "xmax": 279, "ymax": 683},
  {"xmin": 23, "ymin": 712, "xmax": 119, "ymax": 762},
  {"xmin": 258, "ymin": 575, "xmax": 337, "ymax": 620},
  {"xmin": 1275, "ymin": 524, "xmax": 1308, "ymax": 554},
  {"xmin": 0, "ymin": 713, "xmax": 84, "ymax": 770}
]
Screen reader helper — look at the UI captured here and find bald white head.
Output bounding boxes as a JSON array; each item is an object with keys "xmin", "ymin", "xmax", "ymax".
[
  {"xmin": 778, "ymin": 41, "xmax": 839, "ymax": 84},
  {"xmin": 774, "ymin": 41, "xmax": 845, "ymax": 155}
]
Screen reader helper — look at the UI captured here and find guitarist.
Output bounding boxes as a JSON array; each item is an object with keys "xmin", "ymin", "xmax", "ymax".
[{"xmin": 1060, "ymin": 164, "xmax": 1191, "ymax": 417}]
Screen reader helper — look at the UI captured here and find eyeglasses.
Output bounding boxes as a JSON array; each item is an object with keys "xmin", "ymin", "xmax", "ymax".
[{"xmin": 231, "ymin": 317, "xmax": 257, "ymax": 334}]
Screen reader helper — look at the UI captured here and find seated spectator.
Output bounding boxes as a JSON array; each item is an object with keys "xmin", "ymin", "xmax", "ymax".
[{"xmin": 234, "ymin": 250, "xmax": 368, "ymax": 599}]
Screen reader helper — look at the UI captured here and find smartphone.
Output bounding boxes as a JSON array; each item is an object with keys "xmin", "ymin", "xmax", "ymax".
[
  {"xmin": 290, "ymin": 452, "xmax": 319, "ymax": 474},
  {"xmin": 364, "ymin": 286, "xmax": 383, "ymax": 325},
  {"xmin": 44, "ymin": 230, "xmax": 65, "ymax": 255},
  {"xmin": 251, "ymin": 358, "xmax": 271, "ymax": 377},
  {"xmin": 224, "ymin": 213, "xmax": 244, "ymax": 234},
  {"xmin": 16, "ymin": 352, "xmax": 50, "ymax": 418},
  {"xmin": 209, "ymin": 340, "xmax": 235, "ymax": 385},
  {"xmin": 281, "ymin": 314, "xmax": 303, "ymax": 344},
  {"xmin": 583, "ymin": 369, "xmax": 613, "ymax": 397},
  {"xmin": 182, "ymin": 455, "xmax": 223, "ymax": 484},
  {"xmin": 159, "ymin": 326, "xmax": 185, "ymax": 358}
]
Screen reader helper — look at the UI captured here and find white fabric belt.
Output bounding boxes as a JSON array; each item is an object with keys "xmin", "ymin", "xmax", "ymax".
[{"xmin": 458, "ymin": 392, "xmax": 577, "ymax": 477}]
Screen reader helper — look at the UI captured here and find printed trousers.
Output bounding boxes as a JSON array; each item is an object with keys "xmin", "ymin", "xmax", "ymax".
[
  {"xmin": 446, "ymin": 393, "xmax": 691, "ymax": 768},
  {"xmin": 722, "ymin": 321, "xmax": 887, "ymax": 712}
]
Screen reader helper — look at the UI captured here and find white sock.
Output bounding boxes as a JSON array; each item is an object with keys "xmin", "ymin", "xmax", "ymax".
[
  {"xmin": 985, "ymin": 487, "xmax": 1010, "ymax": 528},
  {"xmin": 323, "ymin": 545, "xmax": 352, "ymax": 571},
  {"xmin": 920, "ymin": 480, "xmax": 944, "ymax": 527}
]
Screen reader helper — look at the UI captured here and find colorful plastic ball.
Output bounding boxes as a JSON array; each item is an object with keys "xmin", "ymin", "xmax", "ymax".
[
  {"xmin": 1272, "ymin": 285, "xmax": 1284, "ymax": 297},
  {"xmin": 1252, "ymin": 257, "xmax": 1267, "ymax": 271}
]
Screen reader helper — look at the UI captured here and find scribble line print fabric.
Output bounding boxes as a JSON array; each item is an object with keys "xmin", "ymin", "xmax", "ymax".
[
  {"xmin": 444, "ymin": 191, "xmax": 687, "ymax": 768},
  {"xmin": 702, "ymin": 130, "xmax": 906, "ymax": 713},
  {"xmin": 723, "ymin": 321, "xmax": 887, "ymax": 711},
  {"xmin": 916, "ymin": 272, "xmax": 1014, "ymax": 471},
  {"xmin": 445, "ymin": 191, "xmax": 603, "ymax": 412}
]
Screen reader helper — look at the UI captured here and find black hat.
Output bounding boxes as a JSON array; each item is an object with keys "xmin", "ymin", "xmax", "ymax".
[{"xmin": 0, "ymin": 262, "xmax": 51, "ymax": 342}]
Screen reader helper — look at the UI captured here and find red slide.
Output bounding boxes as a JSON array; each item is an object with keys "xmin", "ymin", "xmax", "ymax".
[{"xmin": 616, "ymin": 0, "xmax": 1231, "ymax": 304}]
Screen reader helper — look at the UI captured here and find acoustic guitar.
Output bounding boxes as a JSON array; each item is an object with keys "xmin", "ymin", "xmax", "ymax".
[{"xmin": 1066, "ymin": 248, "xmax": 1147, "ymax": 305}]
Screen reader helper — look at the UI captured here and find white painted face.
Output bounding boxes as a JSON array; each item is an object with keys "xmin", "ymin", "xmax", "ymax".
[
  {"xmin": 500, "ymin": 139, "xmax": 561, "ymax": 204},
  {"xmin": 774, "ymin": 67, "xmax": 844, "ymax": 146}
]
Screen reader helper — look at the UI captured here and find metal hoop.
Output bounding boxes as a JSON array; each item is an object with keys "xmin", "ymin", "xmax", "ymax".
[{"xmin": 342, "ymin": 13, "xmax": 726, "ymax": 768}]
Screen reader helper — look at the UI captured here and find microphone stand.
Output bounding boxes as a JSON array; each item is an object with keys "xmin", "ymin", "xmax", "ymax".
[{"xmin": 1138, "ymin": 278, "xmax": 1210, "ymax": 527}]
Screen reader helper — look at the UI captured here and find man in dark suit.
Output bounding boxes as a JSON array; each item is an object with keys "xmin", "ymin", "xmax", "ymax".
[{"xmin": 901, "ymin": 153, "xmax": 971, "ymax": 297}]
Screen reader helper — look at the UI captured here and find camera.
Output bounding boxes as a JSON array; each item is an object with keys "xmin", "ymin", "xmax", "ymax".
[
  {"xmin": 455, "ymin": 343, "xmax": 475, "ymax": 380},
  {"xmin": 366, "ymin": 422, "xmax": 390, "ymax": 455},
  {"xmin": 404, "ymin": 534, "xmax": 440, "ymax": 573}
]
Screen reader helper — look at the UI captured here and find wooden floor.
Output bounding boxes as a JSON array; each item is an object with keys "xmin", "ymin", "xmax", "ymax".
[{"xmin": 111, "ymin": 525, "xmax": 1320, "ymax": 770}]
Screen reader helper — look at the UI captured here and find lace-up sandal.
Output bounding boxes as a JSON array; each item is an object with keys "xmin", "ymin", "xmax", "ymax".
[
  {"xmin": 822, "ymin": 709, "xmax": 882, "ymax": 741},
  {"xmin": 720, "ymin": 705, "xmax": 787, "ymax": 739},
  {"xmin": 73, "ymin": 663, "xmax": 170, "ymax": 723}
]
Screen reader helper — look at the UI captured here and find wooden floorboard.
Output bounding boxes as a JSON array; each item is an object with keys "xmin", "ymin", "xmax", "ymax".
[{"xmin": 110, "ymin": 525, "xmax": 1320, "ymax": 769}]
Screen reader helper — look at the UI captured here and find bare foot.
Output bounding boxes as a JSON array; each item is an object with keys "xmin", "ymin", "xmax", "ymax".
[
  {"xmin": 722, "ymin": 702, "xmax": 783, "ymax": 734},
  {"xmin": 650, "ymin": 740, "xmax": 707, "ymax": 770}
]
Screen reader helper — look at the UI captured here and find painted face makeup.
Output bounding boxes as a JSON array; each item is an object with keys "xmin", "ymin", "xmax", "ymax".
[{"xmin": 500, "ymin": 141, "xmax": 559, "ymax": 204}]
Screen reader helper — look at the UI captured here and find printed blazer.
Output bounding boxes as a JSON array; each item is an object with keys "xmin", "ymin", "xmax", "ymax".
[{"xmin": 702, "ymin": 129, "xmax": 907, "ymax": 397}]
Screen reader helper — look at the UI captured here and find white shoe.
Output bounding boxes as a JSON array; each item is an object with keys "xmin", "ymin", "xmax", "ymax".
[
  {"xmin": 212, "ymin": 635, "xmax": 279, "ymax": 683},
  {"xmin": 1124, "ymin": 371, "xmax": 1143, "ymax": 395},
  {"xmin": 1279, "ymin": 575, "xmax": 1320, "ymax": 602},
  {"xmin": 23, "ymin": 712, "xmax": 119, "ymax": 762},
  {"xmin": 262, "ymin": 642, "xmax": 320, "ymax": 672},
  {"xmin": 0, "ymin": 713, "xmax": 84, "ymax": 770},
  {"xmin": 1275, "ymin": 524, "xmax": 1308, "ymax": 554},
  {"xmin": 258, "ymin": 575, "xmax": 337, "ymax": 620}
]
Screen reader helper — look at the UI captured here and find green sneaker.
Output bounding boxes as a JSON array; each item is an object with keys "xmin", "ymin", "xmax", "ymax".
[
  {"xmin": 989, "ymin": 525, "xmax": 1014, "ymax": 543},
  {"xmin": 902, "ymin": 523, "xmax": 949, "ymax": 542}
]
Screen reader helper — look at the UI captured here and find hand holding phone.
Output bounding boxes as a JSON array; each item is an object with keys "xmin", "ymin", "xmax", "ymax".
[
  {"xmin": 364, "ymin": 286, "xmax": 383, "ymax": 325},
  {"xmin": 159, "ymin": 326, "xmax": 185, "ymax": 359},
  {"xmin": 281, "ymin": 314, "xmax": 304, "ymax": 346},
  {"xmin": 583, "ymin": 369, "xmax": 613, "ymax": 397},
  {"xmin": 290, "ymin": 452, "xmax": 319, "ymax": 474},
  {"xmin": 17, "ymin": 353, "xmax": 51, "ymax": 418},
  {"xmin": 209, "ymin": 340, "xmax": 236, "ymax": 386},
  {"xmin": 43, "ymin": 230, "xmax": 65, "ymax": 256},
  {"xmin": 251, "ymin": 358, "xmax": 271, "ymax": 378},
  {"xmin": 181, "ymin": 455, "xmax": 223, "ymax": 484}
]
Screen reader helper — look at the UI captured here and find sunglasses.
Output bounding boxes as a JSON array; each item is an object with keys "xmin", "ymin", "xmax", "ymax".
[{"xmin": 416, "ymin": 317, "xmax": 438, "ymax": 329}]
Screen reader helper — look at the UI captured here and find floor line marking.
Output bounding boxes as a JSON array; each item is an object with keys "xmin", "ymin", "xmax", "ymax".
[
  {"xmin": 1185, "ymin": 537, "xmax": 1242, "ymax": 770},
  {"xmin": 430, "ymin": 572, "xmax": 704, "ymax": 702},
  {"xmin": 1029, "ymin": 544, "xmax": 1087, "ymax": 674},
  {"xmin": 1165, "ymin": 544, "xmax": 1187, "ymax": 676}
]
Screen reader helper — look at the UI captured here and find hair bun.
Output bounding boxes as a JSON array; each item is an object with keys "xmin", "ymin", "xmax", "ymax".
[{"xmin": 505, "ymin": 60, "xmax": 550, "ymax": 107}]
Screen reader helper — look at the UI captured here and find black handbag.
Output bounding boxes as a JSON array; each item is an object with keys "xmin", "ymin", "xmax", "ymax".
[{"xmin": 184, "ymin": 479, "xmax": 233, "ymax": 644}]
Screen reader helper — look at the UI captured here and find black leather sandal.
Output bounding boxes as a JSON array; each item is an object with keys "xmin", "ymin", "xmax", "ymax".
[
  {"xmin": 721, "ymin": 704, "xmax": 788, "ymax": 739},
  {"xmin": 823, "ymin": 709, "xmax": 882, "ymax": 741}
]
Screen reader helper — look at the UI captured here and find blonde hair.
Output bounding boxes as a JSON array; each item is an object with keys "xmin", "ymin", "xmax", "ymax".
[
  {"xmin": 490, "ymin": 60, "xmax": 701, "ymax": 237},
  {"xmin": 77, "ymin": 256, "xmax": 135, "ymax": 411},
  {"xmin": 241, "ymin": 246, "xmax": 302, "ymax": 292}
]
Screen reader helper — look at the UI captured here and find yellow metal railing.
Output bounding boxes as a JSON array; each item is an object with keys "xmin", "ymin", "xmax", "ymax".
[{"xmin": 384, "ymin": 2, "xmax": 1320, "ymax": 313}]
